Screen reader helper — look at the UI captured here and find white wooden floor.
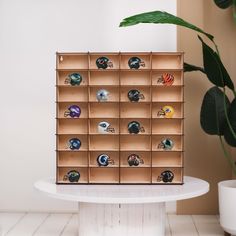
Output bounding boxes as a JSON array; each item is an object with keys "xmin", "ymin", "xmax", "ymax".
[{"xmin": 0, "ymin": 213, "xmax": 224, "ymax": 236}]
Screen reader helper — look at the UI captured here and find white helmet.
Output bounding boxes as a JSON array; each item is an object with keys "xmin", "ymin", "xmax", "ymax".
[
  {"xmin": 98, "ymin": 121, "xmax": 115, "ymax": 134},
  {"xmin": 96, "ymin": 89, "xmax": 109, "ymax": 102}
]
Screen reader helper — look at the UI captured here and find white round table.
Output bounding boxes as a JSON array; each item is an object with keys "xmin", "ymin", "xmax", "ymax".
[{"xmin": 34, "ymin": 176, "xmax": 209, "ymax": 236}]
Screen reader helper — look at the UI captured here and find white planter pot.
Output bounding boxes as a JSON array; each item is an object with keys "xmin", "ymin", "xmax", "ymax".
[{"xmin": 218, "ymin": 180, "xmax": 236, "ymax": 235}]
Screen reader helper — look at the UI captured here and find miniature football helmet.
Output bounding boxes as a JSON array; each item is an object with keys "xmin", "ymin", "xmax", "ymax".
[
  {"xmin": 127, "ymin": 154, "xmax": 144, "ymax": 166},
  {"xmin": 96, "ymin": 57, "xmax": 113, "ymax": 69},
  {"xmin": 98, "ymin": 121, "xmax": 115, "ymax": 134},
  {"xmin": 64, "ymin": 73, "xmax": 82, "ymax": 86},
  {"xmin": 128, "ymin": 57, "xmax": 145, "ymax": 69},
  {"xmin": 157, "ymin": 170, "xmax": 174, "ymax": 183},
  {"xmin": 96, "ymin": 89, "xmax": 109, "ymax": 102},
  {"xmin": 157, "ymin": 106, "xmax": 175, "ymax": 118},
  {"xmin": 97, "ymin": 154, "xmax": 115, "ymax": 167},
  {"xmin": 158, "ymin": 138, "xmax": 174, "ymax": 150},
  {"xmin": 64, "ymin": 105, "xmax": 81, "ymax": 118},
  {"xmin": 128, "ymin": 121, "xmax": 145, "ymax": 134},
  {"xmin": 63, "ymin": 170, "xmax": 80, "ymax": 182},
  {"xmin": 127, "ymin": 89, "xmax": 145, "ymax": 102},
  {"xmin": 68, "ymin": 138, "xmax": 81, "ymax": 150},
  {"xmin": 157, "ymin": 73, "xmax": 174, "ymax": 86}
]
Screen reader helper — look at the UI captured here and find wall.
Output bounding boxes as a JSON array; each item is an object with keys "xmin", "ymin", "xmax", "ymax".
[
  {"xmin": 0, "ymin": 0, "xmax": 176, "ymax": 212},
  {"xmin": 177, "ymin": 0, "xmax": 235, "ymax": 214}
]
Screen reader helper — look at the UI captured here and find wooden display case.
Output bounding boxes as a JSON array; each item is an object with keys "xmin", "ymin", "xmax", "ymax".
[{"xmin": 56, "ymin": 52, "xmax": 184, "ymax": 184}]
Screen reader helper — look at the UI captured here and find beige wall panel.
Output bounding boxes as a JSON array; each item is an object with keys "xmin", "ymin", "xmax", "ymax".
[{"xmin": 177, "ymin": 0, "xmax": 234, "ymax": 214}]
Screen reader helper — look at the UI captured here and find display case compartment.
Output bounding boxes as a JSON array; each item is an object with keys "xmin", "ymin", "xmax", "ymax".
[
  {"xmin": 152, "ymin": 167, "xmax": 183, "ymax": 184},
  {"xmin": 57, "ymin": 151, "xmax": 88, "ymax": 167},
  {"xmin": 120, "ymin": 118, "xmax": 151, "ymax": 135},
  {"xmin": 120, "ymin": 103, "xmax": 151, "ymax": 118},
  {"xmin": 120, "ymin": 168, "xmax": 151, "ymax": 183},
  {"xmin": 152, "ymin": 152, "xmax": 183, "ymax": 167},
  {"xmin": 89, "ymin": 167, "xmax": 119, "ymax": 183},
  {"xmin": 152, "ymin": 119, "xmax": 183, "ymax": 135},
  {"xmin": 89, "ymin": 118, "xmax": 119, "ymax": 135},
  {"xmin": 120, "ymin": 135, "xmax": 151, "ymax": 151},
  {"xmin": 152, "ymin": 102, "xmax": 183, "ymax": 119},
  {"xmin": 57, "ymin": 53, "xmax": 89, "ymax": 70},
  {"xmin": 57, "ymin": 70, "xmax": 88, "ymax": 86},
  {"xmin": 152, "ymin": 70, "xmax": 183, "ymax": 86},
  {"xmin": 89, "ymin": 86, "xmax": 119, "ymax": 102},
  {"xmin": 89, "ymin": 135, "xmax": 119, "ymax": 151},
  {"xmin": 89, "ymin": 151, "xmax": 119, "ymax": 167},
  {"xmin": 152, "ymin": 135, "xmax": 183, "ymax": 152},
  {"xmin": 152, "ymin": 53, "xmax": 183, "ymax": 70},
  {"xmin": 57, "ymin": 87, "xmax": 88, "ymax": 102},
  {"xmin": 57, "ymin": 167, "xmax": 88, "ymax": 183},
  {"xmin": 90, "ymin": 71, "xmax": 119, "ymax": 86},
  {"xmin": 120, "ymin": 71, "xmax": 151, "ymax": 86},
  {"xmin": 120, "ymin": 86, "xmax": 151, "ymax": 102},
  {"xmin": 89, "ymin": 102, "xmax": 119, "ymax": 118},
  {"xmin": 57, "ymin": 134, "xmax": 88, "ymax": 151},
  {"xmin": 120, "ymin": 151, "xmax": 151, "ymax": 167},
  {"xmin": 57, "ymin": 119, "xmax": 88, "ymax": 134},
  {"xmin": 152, "ymin": 86, "xmax": 183, "ymax": 102},
  {"xmin": 89, "ymin": 53, "xmax": 120, "ymax": 70},
  {"xmin": 120, "ymin": 53, "xmax": 151, "ymax": 70},
  {"xmin": 57, "ymin": 102, "xmax": 88, "ymax": 119}
]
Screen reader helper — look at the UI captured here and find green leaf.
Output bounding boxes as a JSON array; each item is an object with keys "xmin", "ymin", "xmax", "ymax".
[
  {"xmin": 214, "ymin": 0, "xmax": 233, "ymax": 9},
  {"xmin": 224, "ymin": 98, "xmax": 236, "ymax": 147},
  {"xmin": 200, "ymin": 86, "xmax": 230, "ymax": 135},
  {"xmin": 119, "ymin": 11, "xmax": 214, "ymax": 41},
  {"xmin": 198, "ymin": 36, "xmax": 234, "ymax": 90},
  {"xmin": 184, "ymin": 62, "xmax": 205, "ymax": 74}
]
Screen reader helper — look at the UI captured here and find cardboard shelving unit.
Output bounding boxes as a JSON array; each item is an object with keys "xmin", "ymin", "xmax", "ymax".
[{"xmin": 56, "ymin": 52, "xmax": 184, "ymax": 184}]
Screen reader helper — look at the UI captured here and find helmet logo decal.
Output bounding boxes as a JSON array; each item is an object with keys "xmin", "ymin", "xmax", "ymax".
[
  {"xmin": 157, "ymin": 105, "xmax": 175, "ymax": 118},
  {"xmin": 65, "ymin": 73, "xmax": 82, "ymax": 86},
  {"xmin": 128, "ymin": 121, "xmax": 145, "ymax": 134},
  {"xmin": 128, "ymin": 89, "xmax": 145, "ymax": 102},
  {"xmin": 157, "ymin": 73, "xmax": 174, "ymax": 86},
  {"xmin": 128, "ymin": 57, "xmax": 145, "ymax": 69},
  {"xmin": 96, "ymin": 57, "xmax": 113, "ymax": 69}
]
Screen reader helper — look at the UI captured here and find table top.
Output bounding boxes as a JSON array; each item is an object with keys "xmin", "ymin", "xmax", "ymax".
[{"xmin": 34, "ymin": 176, "xmax": 209, "ymax": 204}]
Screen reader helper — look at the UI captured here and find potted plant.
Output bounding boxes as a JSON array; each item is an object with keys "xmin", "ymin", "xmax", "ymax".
[{"xmin": 119, "ymin": 6, "xmax": 236, "ymax": 236}]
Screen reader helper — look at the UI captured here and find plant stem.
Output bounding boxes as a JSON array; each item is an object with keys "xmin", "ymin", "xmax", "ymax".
[
  {"xmin": 223, "ymin": 87, "xmax": 236, "ymax": 139},
  {"xmin": 219, "ymin": 136, "xmax": 236, "ymax": 176}
]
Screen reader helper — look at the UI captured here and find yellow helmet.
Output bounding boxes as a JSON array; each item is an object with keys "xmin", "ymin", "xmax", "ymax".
[{"xmin": 157, "ymin": 105, "xmax": 175, "ymax": 118}]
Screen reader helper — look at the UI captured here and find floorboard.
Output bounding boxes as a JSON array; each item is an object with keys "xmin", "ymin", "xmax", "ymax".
[
  {"xmin": 61, "ymin": 214, "xmax": 78, "ymax": 236},
  {"xmin": 6, "ymin": 213, "xmax": 48, "ymax": 236},
  {"xmin": 0, "ymin": 212, "xmax": 26, "ymax": 235},
  {"xmin": 168, "ymin": 214, "xmax": 198, "ymax": 236},
  {"xmin": 192, "ymin": 215, "xmax": 224, "ymax": 236},
  {"xmin": 33, "ymin": 213, "xmax": 72, "ymax": 236}
]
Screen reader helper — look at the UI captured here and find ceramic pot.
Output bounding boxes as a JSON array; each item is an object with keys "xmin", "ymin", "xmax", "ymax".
[{"xmin": 218, "ymin": 180, "xmax": 236, "ymax": 235}]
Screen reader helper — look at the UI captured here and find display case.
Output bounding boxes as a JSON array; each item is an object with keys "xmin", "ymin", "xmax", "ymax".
[{"xmin": 56, "ymin": 52, "xmax": 184, "ymax": 184}]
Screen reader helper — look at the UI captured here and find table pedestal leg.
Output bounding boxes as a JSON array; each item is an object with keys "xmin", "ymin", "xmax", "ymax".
[{"xmin": 78, "ymin": 202, "xmax": 166, "ymax": 236}]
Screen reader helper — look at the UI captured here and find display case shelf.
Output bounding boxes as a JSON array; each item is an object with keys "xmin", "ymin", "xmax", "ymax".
[
  {"xmin": 120, "ymin": 71, "xmax": 151, "ymax": 86},
  {"xmin": 57, "ymin": 167, "xmax": 88, "ymax": 183},
  {"xmin": 120, "ymin": 86, "xmax": 151, "ymax": 102},
  {"xmin": 57, "ymin": 70, "xmax": 88, "ymax": 86},
  {"xmin": 56, "ymin": 52, "xmax": 184, "ymax": 184},
  {"xmin": 120, "ymin": 167, "xmax": 151, "ymax": 184},
  {"xmin": 151, "ymin": 167, "xmax": 183, "ymax": 184}
]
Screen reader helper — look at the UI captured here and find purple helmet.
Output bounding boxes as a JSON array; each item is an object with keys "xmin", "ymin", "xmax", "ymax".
[{"xmin": 64, "ymin": 105, "xmax": 81, "ymax": 118}]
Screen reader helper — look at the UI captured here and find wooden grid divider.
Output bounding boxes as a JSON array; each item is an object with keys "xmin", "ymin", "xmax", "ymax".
[{"xmin": 150, "ymin": 52, "xmax": 153, "ymax": 184}]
